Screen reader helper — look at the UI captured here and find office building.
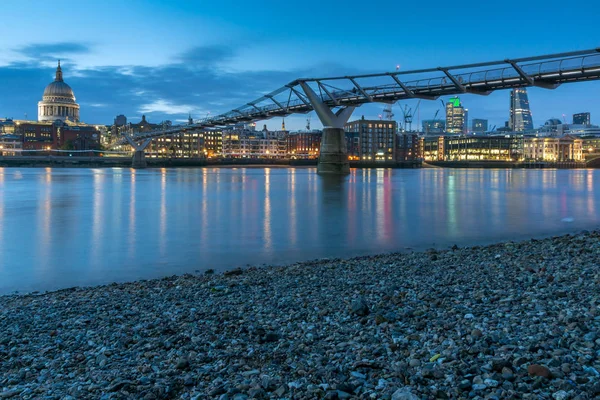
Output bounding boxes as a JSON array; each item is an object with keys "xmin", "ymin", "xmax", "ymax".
[
  {"xmin": 573, "ymin": 112, "xmax": 591, "ymax": 125},
  {"xmin": 509, "ymin": 88, "xmax": 534, "ymax": 131},
  {"xmin": 423, "ymin": 135, "xmax": 525, "ymax": 162},
  {"xmin": 422, "ymin": 119, "xmax": 445, "ymax": 135},
  {"xmin": 445, "ymin": 97, "xmax": 465, "ymax": 134},
  {"xmin": 472, "ymin": 119, "xmax": 488, "ymax": 134}
]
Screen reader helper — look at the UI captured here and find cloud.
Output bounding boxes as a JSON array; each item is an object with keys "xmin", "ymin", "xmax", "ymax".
[
  {"xmin": 177, "ymin": 45, "xmax": 236, "ymax": 67},
  {"xmin": 15, "ymin": 42, "xmax": 92, "ymax": 63},
  {"xmin": 138, "ymin": 99, "xmax": 204, "ymax": 115}
]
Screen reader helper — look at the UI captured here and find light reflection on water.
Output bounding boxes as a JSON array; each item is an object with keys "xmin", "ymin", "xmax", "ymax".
[{"xmin": 0, "ymin": 167, "xmax": 599, "ymax": 294}]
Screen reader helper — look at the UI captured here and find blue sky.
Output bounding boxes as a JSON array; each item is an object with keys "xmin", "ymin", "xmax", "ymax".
[{"xmin": 0, "ymin": 0, "xmax": 599, "ymax": 130}]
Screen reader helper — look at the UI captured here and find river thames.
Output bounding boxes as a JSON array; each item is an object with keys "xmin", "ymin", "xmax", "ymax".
[{"xmin": 0, "ymin": 167, "xmax": 598, "ymax": 294}]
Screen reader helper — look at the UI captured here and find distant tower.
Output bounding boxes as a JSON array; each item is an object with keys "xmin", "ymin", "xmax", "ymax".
[
  {"xmin": 509, "ymin": 88, "xmax": 533, "ymax": 132},
  {"xmin": 188, "ymin": 113, "xmax": 193, "ymax": 125},
  {"xmin": 445, "ymin": 97, "xmax": 465, "ymax": 134},
  {"xmin": 281, "ymin": 118, "xmax": 286, "ymax": 131}
]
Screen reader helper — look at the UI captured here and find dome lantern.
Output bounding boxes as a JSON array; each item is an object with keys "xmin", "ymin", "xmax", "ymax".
[{"xmin": 55, "ymin": 60, "xmax": 63, "ymax": 82}]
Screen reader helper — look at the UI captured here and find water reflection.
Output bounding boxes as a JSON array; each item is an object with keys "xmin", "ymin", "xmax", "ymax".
[
  {"xmin": 38, "ymin": 168, "xmax": 52, "ymax": 271},
  {"xmin": 288, "ymin": 169, "xmax": 297, "ymax": 246},
  {"xmin": 128, "ymin": 170, "xmax": 136, "ymax": 258},
  {"xmin": 263, "ymin": 168, "xmax": 272, "ymax": 252},
  {"xmin": 0, "ymin": 169, "xmax": 4, "ymax": 264},
  {"xmin": 2, "ymin": 168, "xmax": 600, "ymax": 294},
  {"xmin": 91, "ymin": 170, "xmax": 104, "ymax": 265},
  {"xmin": 159, "ymin": 168, "xmax": 167, "ymax": 257}
]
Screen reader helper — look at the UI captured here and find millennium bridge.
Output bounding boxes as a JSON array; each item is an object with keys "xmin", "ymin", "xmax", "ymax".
[{"xmin": 116, "ymin": 48, "xmax": 600, "ymax": 173}]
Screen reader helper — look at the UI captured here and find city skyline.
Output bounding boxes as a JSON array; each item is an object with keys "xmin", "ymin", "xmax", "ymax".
[{"xmin": 0, "ymin": 0, "xmax": 599, "ymax": 130}]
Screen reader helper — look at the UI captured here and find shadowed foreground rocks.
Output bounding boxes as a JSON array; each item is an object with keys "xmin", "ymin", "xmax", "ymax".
[{"xmin": 2, "ymin": 231, "xmax": 600, "ymax": 399}]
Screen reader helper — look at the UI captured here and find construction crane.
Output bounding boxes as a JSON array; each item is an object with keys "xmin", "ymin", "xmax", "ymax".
[
  {"xmin": 382, "ymin": 103, "xmax": 394, "ymax": 121},
  {"xmin": 399, "ymin": 100, "xmax": 421, "ymax": 132}
]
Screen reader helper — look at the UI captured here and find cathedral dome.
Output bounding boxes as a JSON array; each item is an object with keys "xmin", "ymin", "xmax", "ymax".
[
  {"xmin": 38, "ymin": 61, "xmax": 80, "ymax": 123},
  {"xmin": 43, "ymin": 81, "xmax": 75, "ymax": 102}
]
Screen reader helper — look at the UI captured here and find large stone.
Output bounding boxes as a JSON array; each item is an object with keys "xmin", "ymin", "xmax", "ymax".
[
  {"xmin": 392, "ymin": 388, "xmax": 419, "ymax": 400},
  {"xmin": 527, "ymin": 364, "xmax": 551, "ymax": 378},
  {"xmin": 350, "ymin": 297, "xmax": 369, "ymax": 316}
]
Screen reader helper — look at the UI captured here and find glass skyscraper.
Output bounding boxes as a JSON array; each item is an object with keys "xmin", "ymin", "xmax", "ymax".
[
  {"xmin": 573, "ymin": 112, "xmax": 591, "ymax": 125},
  {"xmin": 509, "ymin": 88, "xmax": 534, "ymax": 132},
  {"xmin": 445, "ymin": 97, "xmax": 465, "ymax": 134}
]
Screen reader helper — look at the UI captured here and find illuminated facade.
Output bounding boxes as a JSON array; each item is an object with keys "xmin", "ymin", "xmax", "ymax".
[
  {"xmin": 445, "ymin": 136, "xmax": 516, "ymax": 161},
  {"xmin": 445, "ymin": 97, "xmax": 465, "ymax": 134},
  {"xmin": 0, "ymin": 134, "xmax": 22, "ymax": 156},
  {"xmin": 424, "ymin": 135, "xmax": 522, "ymax": 161},
  {"xmin": 0, "ymin": 119, "xmax": 15, "ymax": 133},
  {"xmin": 345, "ymin": 117, "xmax": 396, "ymax": 161},
  {"xmin": 509, "ymin": 88, "xmax": 533, "ymax": 132},
  {"xmin": 146, "ymin": 131, "xmax": 206, "ymax": 158},
  {"xmin": 38, "ymin": 62, "xmax": 80, "ymax": 123},
  {"xmin": 223, "ymin": 130, "xmax": 287, "ymax": 158},
  {"xmin": 288, "ymin": 131, "xmax": 322, "ymax": 159},
  {"xmin": 523, "ymin": 136, "xmax": 583, "ymax": 162}
]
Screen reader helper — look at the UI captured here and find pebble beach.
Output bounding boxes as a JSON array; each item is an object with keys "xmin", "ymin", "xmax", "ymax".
[{"xmin": 1, "ymin": 231, "xmax": 600, "ymax": 399}]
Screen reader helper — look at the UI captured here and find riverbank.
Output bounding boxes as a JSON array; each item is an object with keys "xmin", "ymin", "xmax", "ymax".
[
  {"xmin": 0, "ymin": 156, "xmax": 421, "ymax": 169},
  {"xmin": 1, "ymin": 232, "xmax": 600, "ymax": 399},
  {"xmin": 427, "ymin": 160, "xmax": 588, "ymax": 169}
]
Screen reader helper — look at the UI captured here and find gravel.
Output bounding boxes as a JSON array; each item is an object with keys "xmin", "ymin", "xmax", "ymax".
[{"xmin": 2, "ymin": 231, "xmax": 600, "ymax": 399}]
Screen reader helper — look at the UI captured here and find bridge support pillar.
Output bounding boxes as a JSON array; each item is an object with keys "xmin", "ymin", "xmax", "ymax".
[
  {"xmin": 300, "ymin": 82, "xmax": 355, "ymax": 175},
  {"xmin": 132, "ymin": 150, "xmax": 147, "ymax": 169},
  {"xmin": 318, "ymin": 128, "xmax": 350, "ymax": 174},
  {"xmin": 125, "ymin": 136, "xmax": 152, "ymax": 169}
]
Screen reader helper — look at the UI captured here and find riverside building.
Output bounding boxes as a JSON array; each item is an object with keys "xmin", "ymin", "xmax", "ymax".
[
  {"xmin": 424, "ymin": 135, "xmax": 518, "ymax": 161},
  {"xmin": 523, "ymin": 136, "xmax": 583, "ymax": 162},
  {"xmin": 345, "ymin": 117, "xmax": 396, "ymax": 161},
  {"xmin": 288, "ymin": 131, "xmax": 322, "ymax": 159},
  {"xmin": 222, "ymin": 129, "xmax": 287, "ymax": 158}
]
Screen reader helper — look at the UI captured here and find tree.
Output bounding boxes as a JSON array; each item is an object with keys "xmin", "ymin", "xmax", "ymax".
[{"xmin": 61, "ymin": 140, "xmax": 74, "ymax": 150}]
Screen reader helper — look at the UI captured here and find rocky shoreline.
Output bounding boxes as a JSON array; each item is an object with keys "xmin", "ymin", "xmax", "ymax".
[{"xmin": 2, "ymin": 232, "xmax": 600, "ymax": 399}]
